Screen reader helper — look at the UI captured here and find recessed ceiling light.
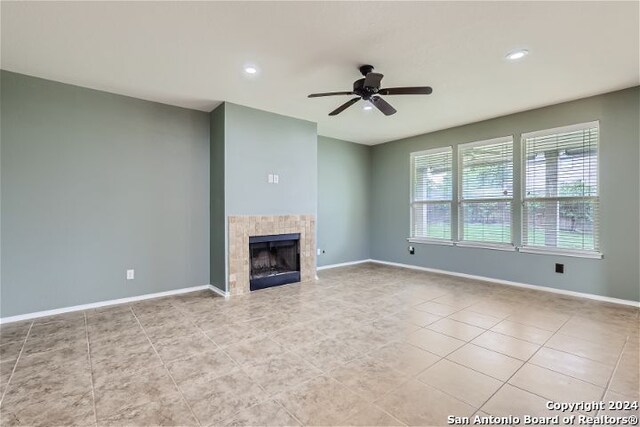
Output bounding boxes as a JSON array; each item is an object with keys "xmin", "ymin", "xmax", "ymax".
[
  {"xmin": 506, "ymin": 49, "xmax": 529, "ymax": 61},
  {"xmin": 244, "ymin": 66, "xmax": 258, "ymax": 74},
  {"xmin": 363, "ymin": 102, "xmax": 373, "ymax": 111}
]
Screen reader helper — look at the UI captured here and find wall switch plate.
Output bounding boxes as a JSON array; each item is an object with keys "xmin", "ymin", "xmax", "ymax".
[
  {"xmin": 126, "ymin": 269, "xmax": 135, "ymax": 280},
  {"xmin": 268, "ymin": 174, "xmax": 274, "ymax": 184},
  {"xmin": 273, "ymin": 174, "xmax": 279, "ymax": 184}
]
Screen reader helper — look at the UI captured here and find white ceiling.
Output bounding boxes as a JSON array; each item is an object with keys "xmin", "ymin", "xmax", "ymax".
[{"xmin": 2, "ymin": 1, "xmax": 638, "ymax": 145}]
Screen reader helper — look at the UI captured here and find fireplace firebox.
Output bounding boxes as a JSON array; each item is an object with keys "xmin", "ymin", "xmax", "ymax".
[{"xmin": 249, "ymin": 233, "xmax": 300, "ymax": 291}]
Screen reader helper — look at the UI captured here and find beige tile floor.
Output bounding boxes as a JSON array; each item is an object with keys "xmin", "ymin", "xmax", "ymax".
[{"xmin": 0, "ymin": 263, "xmax": 638, "ymax": 426}]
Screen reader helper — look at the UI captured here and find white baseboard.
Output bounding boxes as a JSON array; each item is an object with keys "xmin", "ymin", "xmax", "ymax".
[
  {"xmin": 317, "ymin": 259, "xmax": 373, "ymax": 271},
  {"xmin": 3, "ymin": 260, "xmax": 635, "ymax": 324},
  {"xmin": 208, "ymin": 284, "xmax": 230, "ymax": 299},
  {"xmin": 370, "ymin": 259, "xmax": 639, "ymax": 308},
  {"xmin": 0, "ymin": 284, "xmax": 215, "ymax": 324}
]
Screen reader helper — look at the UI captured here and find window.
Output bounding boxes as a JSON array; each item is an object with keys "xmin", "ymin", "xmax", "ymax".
[
  {"xmin": 410, "ymin": 147, "xmax": 453, "ymax": 240},
  {"xmin": 459, "ymin": 137, "xmax": 514, "ymax": 246},
  {"xmin": 522, "ymin": 122, "xmax": 599, "ymax": 255},
  {"xmin": 408, "ymin": 121, "xmax": 601, "ymax": 259}
]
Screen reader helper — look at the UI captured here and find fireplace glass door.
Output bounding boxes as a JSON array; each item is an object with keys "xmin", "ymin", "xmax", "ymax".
[{"xmin": 248, "ymin": 233, "xmax": 300, "ymax": 291}]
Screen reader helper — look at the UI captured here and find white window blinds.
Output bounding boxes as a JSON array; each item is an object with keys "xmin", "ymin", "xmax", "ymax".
[
  {"xmin": 411, "ymin": 147, "xmax": 453, "ymax": 240},
  {"xmin": 459, "ymin": 137, "xmax": 513, "ymax": 245},
  {"xmin": 522, "ymin": 122, "xmax": 599, "ymax": 253}
]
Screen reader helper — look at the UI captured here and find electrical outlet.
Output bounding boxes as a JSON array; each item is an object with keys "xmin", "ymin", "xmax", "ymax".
[
  {"xmin": 273, "ymin": 174, "xmax": 279, "ymax": 184},
  {"xmin": 268, "ymin": 174, "xmax": 274, "ymax": 184},
  {"xmin": 408, "ymin": 246, "xmax": 415, "ymax": 255},
  {"xmin": 555, "ymin": 263, "xmax": 564, "ymax": 274},
  {"xmin": 126, "ymin": 269, "xmax": 135, "ymax": 280},
  {"xmin": 317, "ymin": 248, "xmax": 322, "ymax": 255}
]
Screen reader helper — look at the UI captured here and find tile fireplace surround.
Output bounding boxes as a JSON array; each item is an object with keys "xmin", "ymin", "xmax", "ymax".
[{"xmin": 228, "ymin": 215, "xmax": 316, "ymax": 295}]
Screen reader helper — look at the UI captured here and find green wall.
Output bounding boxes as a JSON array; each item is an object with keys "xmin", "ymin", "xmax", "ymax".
[
  {"xmin": 317, "ymin": 136, "xmax": 370, "ymax": 266},
  {"xmin": 209, "ymin": 103, "xmax": 226, "ymax": 292},
  {"xmin": 370, "ymin": 87, "xmax": 640, "ymax": 301},
  {"xmin": 210, "ymin": 102, "xmax": 318, "ymax": 292},
  {"xmin": 224, "ymin": 103, "xmax": 317, "ymax": 216},
  {"xmin": 2, "ymin": 69, "xmax": 637, "ymax": 318},
  {"xmin": 1, "ymin": 71, "xmax": 211, "ymax": 317}
]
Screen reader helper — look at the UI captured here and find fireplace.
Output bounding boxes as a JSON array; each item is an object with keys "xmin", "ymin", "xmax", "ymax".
[
  {"xmin": 249, "ymin": 233, "xmax": 301, "ymax": 291},
  {"xmin": 228, "ymin": 215, "xmax": 315, "ymax": 295}
]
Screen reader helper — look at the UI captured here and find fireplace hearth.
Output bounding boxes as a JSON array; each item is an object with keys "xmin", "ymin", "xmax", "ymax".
[{"xmin": 249, "ymin": 233, "xmax": 300, "ymax": 291}]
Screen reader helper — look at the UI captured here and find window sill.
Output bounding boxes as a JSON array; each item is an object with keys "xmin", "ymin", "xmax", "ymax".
[
  {"xmin": 405, "ymin": 239, "xmax": 603, "ymax": 259},
  {"xmin": 455, "ymin": 242, "xmax": 516, "ymax": 252},
  {"xmin": 518, "ymin": 247, "xmax": 603, "ymax": 259},
  {"xmin": 407, "ymin": 238, "xmax": 454, "ymax": 246},
  {"xmin": 406, "ymin": 238, "xmax": 514, "ymax": 251}
]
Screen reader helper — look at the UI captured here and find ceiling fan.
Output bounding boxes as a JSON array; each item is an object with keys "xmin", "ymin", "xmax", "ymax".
[{"xmin": 308, "ymin": 65, "xmax": 433, "ymax": 116}]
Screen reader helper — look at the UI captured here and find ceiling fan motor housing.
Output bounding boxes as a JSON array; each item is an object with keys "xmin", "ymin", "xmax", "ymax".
[{"xmin": 353, "ymin": 78, "xmax": 378, "ymax": 100}]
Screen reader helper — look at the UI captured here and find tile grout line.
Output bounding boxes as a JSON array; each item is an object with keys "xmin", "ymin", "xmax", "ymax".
[
  {"xmin": 472, "ymin": 313, "xmax": 575, "ymax": 415},
  {"xmin": 168, "ymin": 299, "xmax": 293, "ymax": 426},
  {"xmin": 414, "ymin": 316, "xmax": 604, "ymax": 409},
  {"xmin": 499, "ymin": 316, "xmax": 563, "ymax": 333},
  {"xmin": 334, "ymin": 310, "xmax": 443, "ymax": 424},
  {"xmin": 129, "ymin": 305, "xmax": 202, "ymax": 427},
  {"xmin": 273, "ymin": 398, "xmax": 306, "ymax": 427},
  {"xmin": 405, "ymin": 307, "xmax": 512, "ymax": 412},
  {"xmin": 368, "ymin": 370, "xmax": 429, "ymax": 425},
  {"xmin": 217, "ymin": 340, "xmax": 309, "ymax": 425},
  {"xmin": 441, "ymin": 315, "xmax": 502, "ymax": 331},
  {"xmin": 83, "ymin": 312, "xmax": 99, "ymax": 427},
  {"xmin": 450, "ymin": 316, "xmax": 620, "ymax": 381},
  {"xmin": 465, "ymin": 331, "xmax": 544, "ymax": 360},
  {"xmin": 522, "ymin": 345, "xmax": 622, "ymax": 388},
  {"xmin": 195, "ymin": 319, "xmax": 313, "ymax": 426},
  {"xmin": 451, "ymin": 324, "xmax": 627, "ymax": 392},
  {"xmin": 481, "ymin": 318, "xmax": 558, "ymax": 345},
  {"xmin": 411, "ymin": 314, "xmax": 507, "ymax": 407},
  {"xmin": 540, "ymin": 333, "xmax": 629, "ymax": 366},
  {"xmin": 0, "ymin": 321, "xmax": 34, "ymax": 406},
  {"xmin": 184, "ymin": 296, "xmax": 388, "ymax": 427},
  {"xmin": 414, "ymin": 356, "xmax": 491, "ymax": 409},
  {"xmin": 323, "ymin": 355, "xmax": 410, "ymax": 426},
  {"xmin": 599, "ymin": 334, "xmax": 629, "ymax": 402},
  {"xmin": 215, "ymin": 328, "xmax": 313, "ymax": 424}
]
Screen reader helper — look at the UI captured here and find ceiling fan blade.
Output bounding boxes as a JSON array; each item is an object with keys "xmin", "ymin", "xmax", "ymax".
[
  {"xmin": 363, "ymin": 72, "xmax": 384, "ymax": 89},
  {"xmin": 378, "ymin": 86, "xmax": 433, "ymax": 95},
  {"xmin": 308, "ymin": 91, "xmax": 354, "ymax": 98},
  {"xmin": 328, "ymin": 97, "xmax": 361, "ymax": 116},
  {"xmin": 371, "ymin": 96, "xmax": 397, "ymax": 116}
]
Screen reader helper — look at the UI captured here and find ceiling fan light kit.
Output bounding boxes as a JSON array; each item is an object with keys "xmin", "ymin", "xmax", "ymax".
[{"xmin": 308, "ymin": 64, "xmax": 433, "ymax": 116}]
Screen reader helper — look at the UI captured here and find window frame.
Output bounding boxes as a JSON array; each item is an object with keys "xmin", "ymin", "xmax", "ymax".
[
  {"xmin": 520, "ymin": 120, "xmax": 602, "ymax": 258},
  {"xmin": 457, "ymin": 135, "xmax": 515, "ymax": 249},
  {"xmin": 409, "ymin": 146, "xmax": 454, "ymax": 244},
  {"xmin": 406, "ymin": 122, "xmax": 603, "ymax": 260}
]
